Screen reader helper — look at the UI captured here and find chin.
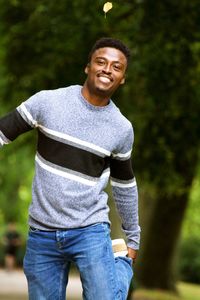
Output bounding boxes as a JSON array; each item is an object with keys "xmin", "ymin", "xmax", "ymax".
[
  {"xmin": 95, "ymin": 85, "xmax": 112, "ymax": 94},
  {"xmin": 95, "ymin": 88, "xmax": 111, "ymax": 97}
]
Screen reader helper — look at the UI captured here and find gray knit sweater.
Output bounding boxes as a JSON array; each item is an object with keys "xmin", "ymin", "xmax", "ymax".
[{"xmin": 0, "ymin": 85, "xmax": 140, "ymax": 249}]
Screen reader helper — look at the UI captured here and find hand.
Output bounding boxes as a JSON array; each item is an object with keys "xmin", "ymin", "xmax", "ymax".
[{"xmin": 127, "ymin": 247, "xmax": 137, "ymax": 262}]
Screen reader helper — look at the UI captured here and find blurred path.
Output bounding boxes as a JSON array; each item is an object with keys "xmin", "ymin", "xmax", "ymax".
[{"xmin": 0, "ymin": 269, "xmax": 82, "ymax": 300}]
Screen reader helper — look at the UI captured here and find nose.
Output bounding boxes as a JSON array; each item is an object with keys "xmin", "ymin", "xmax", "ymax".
[{"xmin": 102, "ymin": 63, "xmax": 112, "ymax": 74}]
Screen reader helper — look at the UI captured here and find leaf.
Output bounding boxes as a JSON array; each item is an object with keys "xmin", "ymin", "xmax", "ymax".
[
  {"xmin": 103, "ymin": 2, "xmax": 113, "ymax": 18},
  {"xmin": 103, "ymin": 2, "xmax": 113, "ymax": 13}
]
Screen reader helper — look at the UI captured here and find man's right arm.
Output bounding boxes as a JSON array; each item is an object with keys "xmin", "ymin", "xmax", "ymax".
[{"xmin": 0, "ymin": 109, "xmax": 33, "ymax": 148}]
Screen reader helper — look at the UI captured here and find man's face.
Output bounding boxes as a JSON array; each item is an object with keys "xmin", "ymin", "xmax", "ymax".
[{"xmin": 85, "ymin": 47, "xmax": 127, "ymax": 98}]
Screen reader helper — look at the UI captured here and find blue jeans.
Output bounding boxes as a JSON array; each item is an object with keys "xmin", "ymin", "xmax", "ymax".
[{"xmin": 23, "ymin": 223, "xmax": 133, "ymax": 300}]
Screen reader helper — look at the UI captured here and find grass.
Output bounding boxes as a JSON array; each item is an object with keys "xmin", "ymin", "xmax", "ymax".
[
  {"xmin": 132, "ymin": 282, "xmax": 200, "ymax": 300},
  {"xmin": 178, "ymin": 282, "xmax": 200, "ymax": 300},
  {"xmin": 0, "ymin": 296, "xmax": 27, "ymax": 300}
]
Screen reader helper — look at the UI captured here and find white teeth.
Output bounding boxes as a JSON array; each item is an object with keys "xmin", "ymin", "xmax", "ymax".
[{"xmin": 99, "ymin": 76, "xmax": 110, "ymax": 83}]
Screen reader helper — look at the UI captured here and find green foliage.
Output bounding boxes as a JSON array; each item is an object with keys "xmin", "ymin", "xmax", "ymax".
[
  {"xmin": 178, "ymin": 237, "xmax": 200, "ymax": 284},
  {"xmin": 0, "ymin": 132, "xmax": 35, "ymax": 227},
  {"xmin": 126, "ymin": 1, "xmax": 200, "ymax": 193},
  {"xmin": 181, "ymin": 165, "xmax": 200, "ymax": 239},
  {"xmin": 179, "ymin": 164, "xmax": 200, "ymax": 284},
  {"xmin": 0, "ymin": 0, "xmax": 136, "ymax": 107}
]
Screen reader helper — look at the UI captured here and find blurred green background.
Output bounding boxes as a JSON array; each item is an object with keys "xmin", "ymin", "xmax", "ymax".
[{"xmin": 0, "ymin": 0, "xmax": 200, "ymax": 299}]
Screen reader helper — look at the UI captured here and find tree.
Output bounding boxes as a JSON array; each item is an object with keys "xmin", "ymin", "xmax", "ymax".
[{"xmin": 129, "ymin": 0, "xmax": 200, "ymax": 290}]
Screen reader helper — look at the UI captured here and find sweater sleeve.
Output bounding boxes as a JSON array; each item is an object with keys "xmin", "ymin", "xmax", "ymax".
[
  {"xmin": 0, "ymin": 91, "xmax": 43, "ymax": 148},
  {"xmin": 0, "ymin": 109, "xmax": 33, "ymax": 148},
  {"xmin": 110, "ymin": 125, "xmax": 141, "ymax": 250}
]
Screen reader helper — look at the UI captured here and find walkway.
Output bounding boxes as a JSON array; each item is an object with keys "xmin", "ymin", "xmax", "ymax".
[{"xmin": 0, "ymin": 269, "xmax": 82, "ymax": 300}]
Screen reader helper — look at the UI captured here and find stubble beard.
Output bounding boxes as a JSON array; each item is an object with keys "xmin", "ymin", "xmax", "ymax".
[{"xmin": 86, "ymin": 80, "xmax": 113, "ymax": 100}]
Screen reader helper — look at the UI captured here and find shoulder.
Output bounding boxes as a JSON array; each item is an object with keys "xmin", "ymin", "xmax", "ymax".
[
  {"xmin": 25, "ymin": 85, "xmax": 81, "ymax": 107},
  {"xmin": 109, "ymin": 101, "xmax": 134, "ymax": 153},
  {"xmin": 38, "ymin": 85, "xmax": 80, "ymax": 98},
  {"xmin": 110, "ymin": 100, "xmax": 133, "ymax": 134}
]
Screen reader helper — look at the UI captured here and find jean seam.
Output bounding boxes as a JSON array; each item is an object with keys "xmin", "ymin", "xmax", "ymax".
[
  {"xmin": 59, "ymin": 262, "xmax": 67, "ymax": 300},
  {"xmin": 106, "ymin": 239, "xmax": 117, "ymax": 300}
]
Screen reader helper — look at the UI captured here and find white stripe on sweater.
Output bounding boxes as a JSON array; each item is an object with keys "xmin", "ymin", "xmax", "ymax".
[
  {"xmin": 35, "ymin": 154, "xmax": 110, "ymax": 186},
  {"xmin": 110, "ymin": 178, "xmax": 136, "ymax": 188}
]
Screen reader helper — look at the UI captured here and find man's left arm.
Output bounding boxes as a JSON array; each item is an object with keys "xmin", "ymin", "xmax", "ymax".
[{"xmin": 110, "ymin": 126, "xmax": 140, "ymax": 261}]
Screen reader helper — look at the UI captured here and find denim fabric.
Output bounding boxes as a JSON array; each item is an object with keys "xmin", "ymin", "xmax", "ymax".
[{"xmin": 23, "ymin": 223, "xmax": 133, "ymax": 300}]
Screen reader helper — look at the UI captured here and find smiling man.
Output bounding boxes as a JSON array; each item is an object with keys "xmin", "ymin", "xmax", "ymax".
[{"xmin": 0, "ymin": 37, "xmax": 140, "ymax": 300}]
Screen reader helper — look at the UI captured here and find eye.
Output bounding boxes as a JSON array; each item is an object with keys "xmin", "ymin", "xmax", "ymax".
[
  {"xmin": 96, "ymin": 59, "xmax": 105, "ymax": 65},
  {"xmin": 113, "ymin": 64, "xmax": 122, "ymax": 71}
]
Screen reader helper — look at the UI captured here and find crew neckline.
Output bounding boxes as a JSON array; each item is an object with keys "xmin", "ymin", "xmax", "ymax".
[{"xmin": 77, "ymin": 85, "xmax": 113, "ymax": 112}]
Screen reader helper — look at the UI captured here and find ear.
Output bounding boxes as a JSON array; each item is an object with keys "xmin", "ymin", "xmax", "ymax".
[
  {"xmin": 85, "ymin": 63, "xmax": 90, "ymax": 75},
  {"xmin": 120, "ymin": 76, "xmax": 125, "ymax": 85}
]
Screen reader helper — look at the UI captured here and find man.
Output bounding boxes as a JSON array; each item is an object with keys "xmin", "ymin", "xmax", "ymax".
[{"xmin": 0, "ymin": 37, "xmax": 140, "ymax": 299}]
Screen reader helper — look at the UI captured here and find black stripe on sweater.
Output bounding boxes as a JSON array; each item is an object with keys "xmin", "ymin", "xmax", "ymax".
[
  {"xmin": 37, "ymin": 130, "xmax": 110, "ymax": 178},
  {"xmin": 110, "ymin": 157, "xmax": 134, "ymax": 180},
  {"xmin": 0, "ymin": 109, "xmax": 32, "ymax": 141}
]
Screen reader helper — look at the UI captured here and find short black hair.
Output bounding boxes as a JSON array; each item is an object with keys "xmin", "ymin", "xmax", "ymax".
[{"xmin": 88, "ymin": 37, "xmax": 131, "ymax": 64}]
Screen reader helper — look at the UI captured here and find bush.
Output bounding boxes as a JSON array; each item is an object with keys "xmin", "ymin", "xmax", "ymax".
[{"xmin": 179, "ymin": 237, "xmax": 200, "ymax": 284}]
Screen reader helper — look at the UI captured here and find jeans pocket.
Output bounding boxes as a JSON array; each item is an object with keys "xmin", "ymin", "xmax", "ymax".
[
  {"xmin": 100, "ymin": 222, "xmax": 111, "ymax": 233},
  {"xmin": 121, "ymin": 256, "xmax": 134, "ymax": 267}
]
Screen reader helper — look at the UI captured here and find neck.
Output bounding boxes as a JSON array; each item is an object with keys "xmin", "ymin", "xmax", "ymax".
[{"xmin": 81, "ymin": 84, "xmax": 110, "ymax": 107}]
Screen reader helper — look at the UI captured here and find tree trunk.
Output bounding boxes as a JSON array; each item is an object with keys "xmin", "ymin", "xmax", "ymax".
[{"xmin": 135, "ymin": 190, "xmax": 189, "ymax": 290}]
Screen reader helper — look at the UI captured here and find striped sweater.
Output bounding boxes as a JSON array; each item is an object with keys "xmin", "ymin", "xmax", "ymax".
[{"xmin": 0, "ymin": 85, "xmax": 140, "ymax": 249}]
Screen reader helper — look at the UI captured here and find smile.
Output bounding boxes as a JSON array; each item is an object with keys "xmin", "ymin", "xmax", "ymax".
[{"xmin": 97, "ymin": 75, "xmax": 113, "ymax": 83}]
